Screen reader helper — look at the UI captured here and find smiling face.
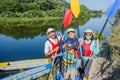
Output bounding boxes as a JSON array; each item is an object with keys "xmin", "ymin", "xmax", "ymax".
[
  {"xmin": 68, "ymin": 31, "xmax": 75, "ymax": 39},
  {"xmin": 48, "ymin": 31, "xmax": 56, "ymax": 39},
  {"xmin": 85, "ymin": 32, "xmax": 93, "ymax": 40}
]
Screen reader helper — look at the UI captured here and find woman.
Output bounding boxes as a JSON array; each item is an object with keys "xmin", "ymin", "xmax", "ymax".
[{"xmin": 78, "ymin": 29, "xmax": 100, "ymax": 79}]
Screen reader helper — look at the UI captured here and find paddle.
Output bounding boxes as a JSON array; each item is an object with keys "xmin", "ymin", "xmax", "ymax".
[
  {"xmin": 66, "ymin": 0, "xmax": 80, "ymax": 5},
  {"xmin": 63, "ymin": 9, "xmax": 73, "ymax": 29},
  {"xmin": 70, "ymin": 0, "xmax": 85, "ymax": 79},
  {"xmin": 62, "ymin": 1, "xmax": 66, "ymax": 35},
  {"xmin": 62, "ymin": 1, "xmax": 73, "ymax": 34},
  {"xmin": 70, "ymin": 0, "xmax": 81, "ymax": 48},
  {"xmin": 47, "ymin": 59, "xmax": 55, "ymax": 80},
  {"xmin": 70, "ymin": 0, "xmax": 80, "ymax": 19},
  {"xmin": 60, "ymin": 1, "xmax": 73, "ymax": 74},
  {"xmin": 98, "ymin": 0, "xmax": 120, "ymax": 39},
  {"xmin": 56, "ymin": 72, "xmax": 63, "ymax": 80},
  {"xmin": 57, "ymin": 2, "xmax": 73, "ymax": 79}
]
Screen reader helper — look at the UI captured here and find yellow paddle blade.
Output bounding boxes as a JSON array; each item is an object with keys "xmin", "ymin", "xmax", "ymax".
[
  {"xmin": 70, "ymin": 0, "xmax": 80, "ymax": 18},
  {"xmin": 83, "ymin": 76, "xmax": 87, "ymax": 80}
]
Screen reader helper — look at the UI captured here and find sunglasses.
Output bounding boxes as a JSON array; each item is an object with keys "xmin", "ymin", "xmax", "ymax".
[{"xmin": 85, "ymin": 33, "xmax": 92, "ymax": 36}]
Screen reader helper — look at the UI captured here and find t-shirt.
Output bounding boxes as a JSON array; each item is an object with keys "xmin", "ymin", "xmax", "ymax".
[
  {"xmin": 60, "ymin": 38, "xmax": 79, "ymax": 52},
  {"xmin": 44, "ymin": 36, "xmax": 60, "ymax": 58}
]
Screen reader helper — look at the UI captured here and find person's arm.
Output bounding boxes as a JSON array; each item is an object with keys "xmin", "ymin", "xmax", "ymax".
[
  {"xmin": 56, "ymin": 52, "xmax": 65, "ymax": 57},
  {"xmin": 62, "ymin": 38, "xmax": 68, "ymax": 49},
  {"xmin": 59, "ymin": 35, "xmax": 66, "ymax": 52},
  {"xmin": 90, "ymin": 39, "xmax": 100, "ymax": 55},
  {"xmin": 75, "ymin": 38, "xmax": 80, "ymax": 50},
  {"xmin": 78, "ymin": 38, "xmax": 85, "ymax": 56},
  {"xmin": 44, "ymin": 41, "xmax": 59, "ymax": 56},
  {"xmin": 60, "ymin": 39, "xmax": 65, "ymax": 51}
]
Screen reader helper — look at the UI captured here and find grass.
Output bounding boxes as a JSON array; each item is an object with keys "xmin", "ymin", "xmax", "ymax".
[
  {"xmin": 110, "ymin": 26, "xmax": 120, "ymax": 45},
  {"xmin": 0, "ymin": 17, "xmax": 62, "ymax": 22}
]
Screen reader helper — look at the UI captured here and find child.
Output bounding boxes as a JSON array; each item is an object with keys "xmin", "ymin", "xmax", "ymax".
[
  {"xmin": 60, "ymin": 28, "xmax": 83, "ymax": 58},
  {"xmin": 78, "ymin": 29, "xmax": 99, "ymax": 79},
  {"xmin": 56, "ymin": 44, "xmax": 79, "ymax": 80}
]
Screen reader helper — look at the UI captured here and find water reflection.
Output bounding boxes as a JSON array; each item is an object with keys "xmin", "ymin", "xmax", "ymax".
[
  {"xmin": 0, "ymin": 17, "xmax": 90, "ymax": 39},
  {"xmin": 0, "ymin": 15, "xmax": 111, "ymax": 62}
]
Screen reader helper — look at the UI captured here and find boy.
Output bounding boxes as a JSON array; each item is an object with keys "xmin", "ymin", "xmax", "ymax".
[
  {"xmin": 56, "ymin": 44, "xmax": 79, "ymax": 80},
  {"xmin": 60, "ymin": 28, "xmax": 83, "ymax": 58}
]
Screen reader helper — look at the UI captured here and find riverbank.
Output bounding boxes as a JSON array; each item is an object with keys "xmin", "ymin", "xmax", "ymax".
[
  {"xmin": 0, "ymin": 17, "xmax": 62, "ymax": 21},
  {"xmin": 89, "ymin": 16, "xmax": 120, "ymax": 80},
  {"xmin": 0, "ymin": 17, "xmax": 62, "ymax": 27}
]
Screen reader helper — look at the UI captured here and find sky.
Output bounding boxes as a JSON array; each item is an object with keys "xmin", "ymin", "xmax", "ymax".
[{"xmin": 80, "ymin": 0, "xmax": 113, "ymax": 11}]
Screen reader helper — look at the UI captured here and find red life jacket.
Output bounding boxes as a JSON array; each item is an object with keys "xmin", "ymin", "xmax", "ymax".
[
  {"xmin": 83, "ymin": 41, "xmax": 93, "ymax": 57},
  {"xmin": 48, "ymin": 37, "xmax": 60, "ymax": 57}
]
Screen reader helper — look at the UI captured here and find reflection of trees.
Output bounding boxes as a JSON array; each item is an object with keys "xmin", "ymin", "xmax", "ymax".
[{"xmin": 0, "ymin": 17, "xmax": 90, "ymax": 39}]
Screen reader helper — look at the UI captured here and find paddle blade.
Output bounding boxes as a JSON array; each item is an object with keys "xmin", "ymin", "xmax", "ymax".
[
  {"xmin": 56, "ymin": 72, "xmax": 63, "ymax": 80},
  {"xmin": 63, "ymin": 10, "xmax": 73, "ymax": 28},
  {"xmin": 107, "ymin": 0, "xmax": 120, "ymax": 19},
  {"xmin": 76, "ymin": 76, "xmax": 82, "ymax": 80},
  {"xmin": 83, "ymin": 77, "xmax": 87, "ymax": 80},
  {"xmin": 70, "ymin": 0, "xmax": 80, "ymax": 18}
]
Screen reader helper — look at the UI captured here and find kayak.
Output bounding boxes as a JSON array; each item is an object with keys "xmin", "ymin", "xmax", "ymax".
[
  {"xmin": 0, "ymin": 58, "xmax": 50, "ymax": 71},
  {"xmin": 1, "ymin": 63, "xmax": 51, "ymax": 80}
]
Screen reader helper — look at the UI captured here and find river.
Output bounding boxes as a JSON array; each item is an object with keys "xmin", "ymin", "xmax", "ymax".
[{"xmin": 0, "ymin": 15, "xmax": 111, "ymax": 62}]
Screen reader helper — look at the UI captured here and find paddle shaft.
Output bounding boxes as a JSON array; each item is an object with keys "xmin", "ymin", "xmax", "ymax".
[
  {"xmin": 47, "ymin": 58, "xmax": 55, "ymax": 80},
  {"xmin": 76, "ymin": 18, "xmax": 80, "ymax": 38},
  {"xmin": 62, "ymin": 2, "xmax": 66, "ymax": 35},
  {"xmin": 98, "ymin": 19, "xmax": 109, "ymax": 39},
  {"xmin": 60, "ymin": 2, "xmax": 66, "ymax": 75},
  {"xmin": 76, "ymin": 18, "xmax": 84, "ymax": 70}
]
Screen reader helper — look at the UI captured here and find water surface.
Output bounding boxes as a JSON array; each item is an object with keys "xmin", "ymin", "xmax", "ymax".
[{"xmin": 0, "ymin": 15, "xmax": 111, "ymax": 62}]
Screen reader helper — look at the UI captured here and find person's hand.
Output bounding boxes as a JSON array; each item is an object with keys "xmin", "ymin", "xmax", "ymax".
[
  {"xmin": 53, "ymin": 47, "xmax": 59, "ymax": 52},
  {"xmin": 60, "ymin": 35, "xmax": 64, "ymax": 40},
  {"xmin": 62, "ymin": 44, "xmax": 67, "ymax": 48},
  {"xmin": 96, "ymin": 38, "xmax": 100, "ymax": 44},
  {"xmin": 78, "ymin": 38, "xmax": 83, "ymax": 45}
]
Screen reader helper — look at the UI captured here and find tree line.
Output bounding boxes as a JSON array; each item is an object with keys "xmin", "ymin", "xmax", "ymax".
[{"xmin": 0, "ymin": 0, "xmax": 103, "ymax": 18}]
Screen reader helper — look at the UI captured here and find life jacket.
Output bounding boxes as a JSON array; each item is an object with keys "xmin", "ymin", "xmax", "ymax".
[
  {"xmin": 48, "ymin": 37, "xmax": 60, "ymax": 57},
  {"xmin": 83, "ymin": 41, "xmax": 93, "ymax": 57},
  {"xmin": 63, "ymin": 53, "xmax": 76, "ymax": 67}
]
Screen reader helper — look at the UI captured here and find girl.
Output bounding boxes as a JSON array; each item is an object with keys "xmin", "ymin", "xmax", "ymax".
[{"xmin": 78, "ymin": 29, "xmax": 99, "ymax": 79}]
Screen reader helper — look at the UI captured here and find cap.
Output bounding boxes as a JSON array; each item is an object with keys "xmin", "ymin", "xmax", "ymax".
[
  {"xmin": 67, "ymin": 28, "xmax": 75, "ymax": 34},
  {"xmin": 46, "ymin": 28, "xmax": 55, "ymax": 35},
  {"xmin": 84, "ymin": 29, "xmax": 94, "ymax": 35}
]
